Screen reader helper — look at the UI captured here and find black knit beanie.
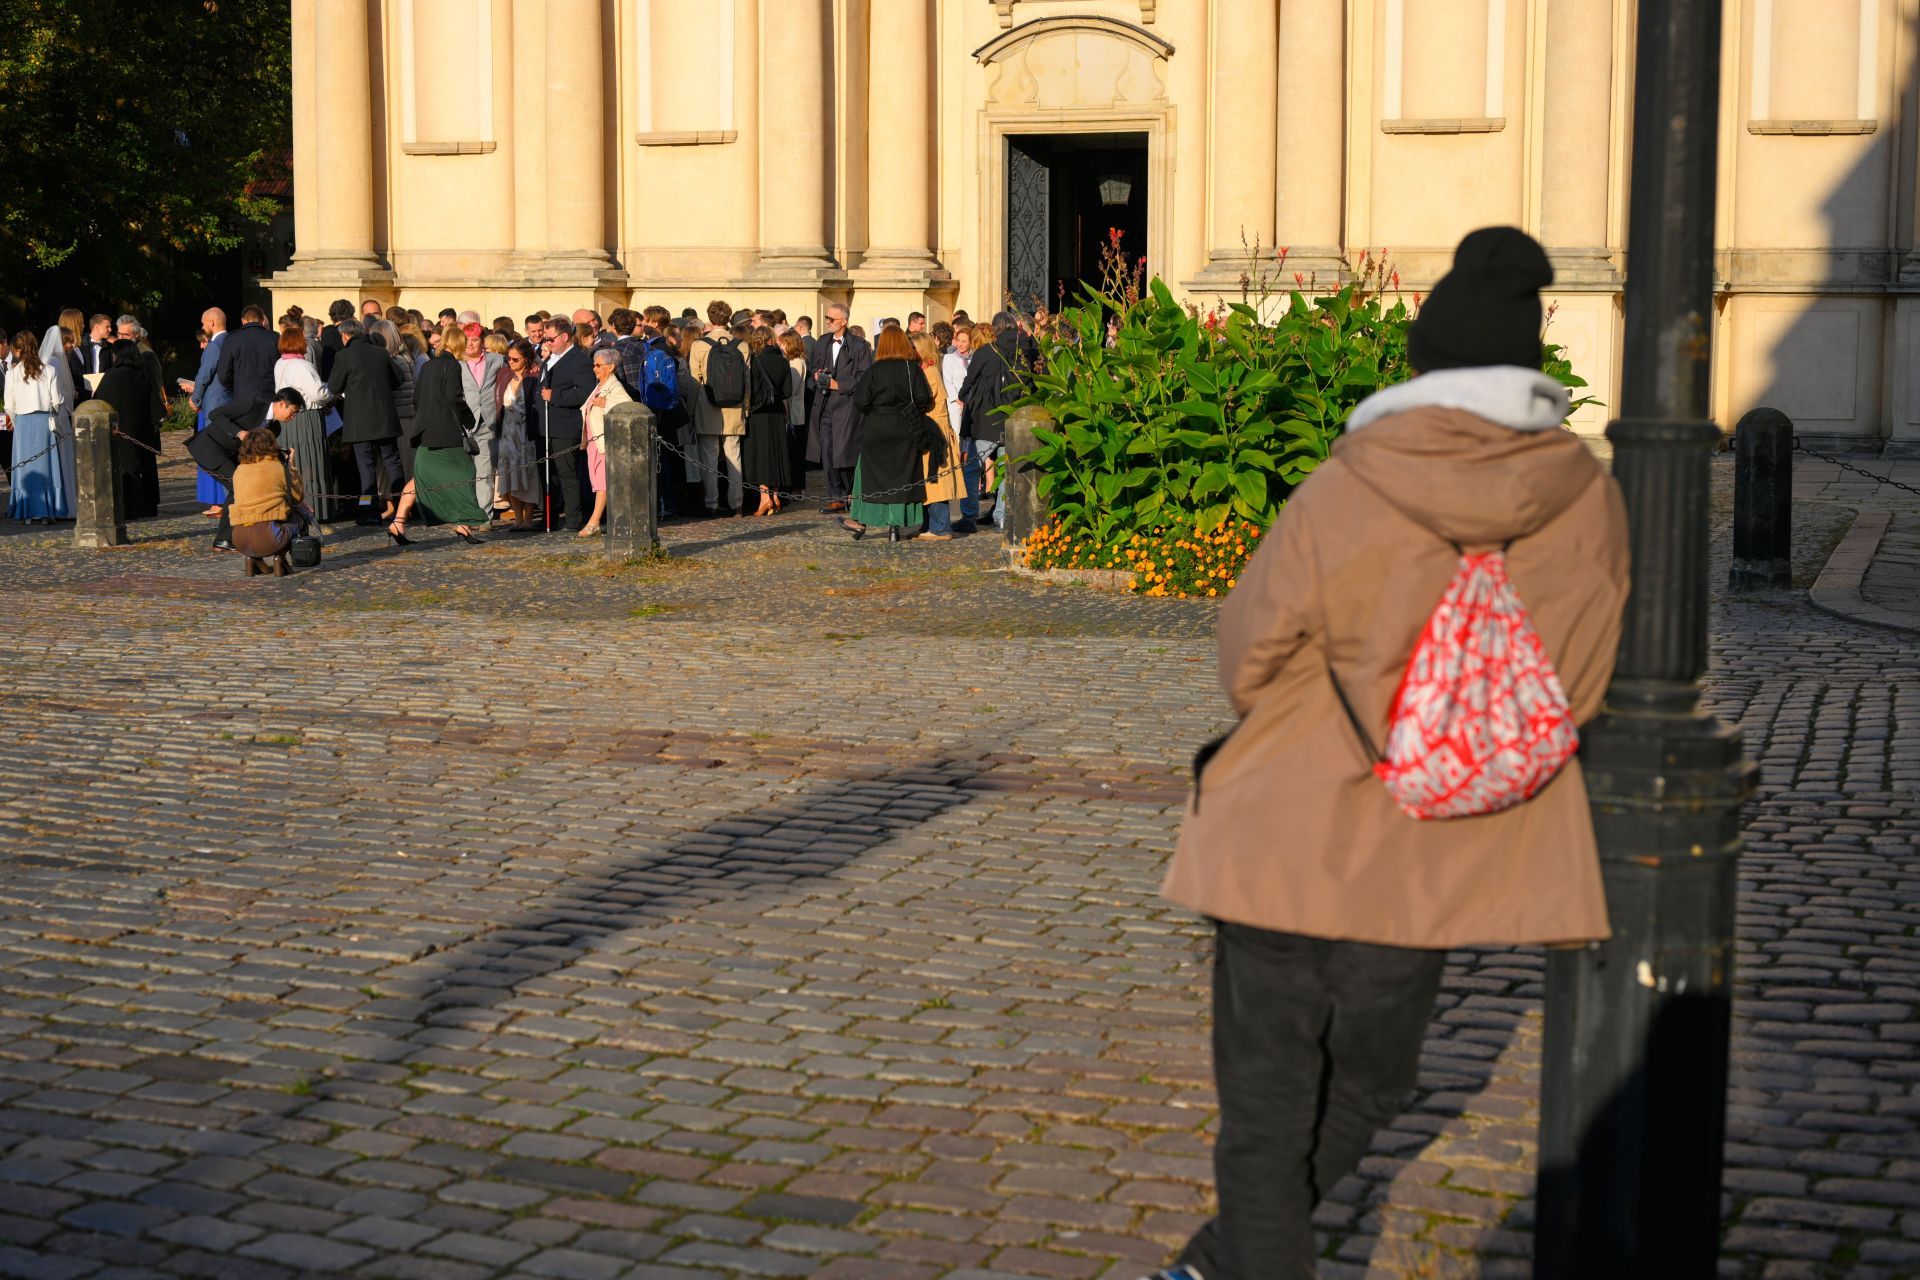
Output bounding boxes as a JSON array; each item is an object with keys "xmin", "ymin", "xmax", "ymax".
[{"xmin": 1406, "ymin": 227, "xmax": 1554, "ymax": 372}]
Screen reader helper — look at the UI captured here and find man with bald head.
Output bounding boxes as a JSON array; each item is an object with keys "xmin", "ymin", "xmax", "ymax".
[{"xmin": 179, "ymin": 308, "xmax": 233, "ymax": 514}]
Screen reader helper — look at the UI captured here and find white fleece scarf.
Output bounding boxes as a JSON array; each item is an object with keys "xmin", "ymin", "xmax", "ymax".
[{"xmin": 1345, "ymin": 366, "xmax": 1570, "ymax": 434}]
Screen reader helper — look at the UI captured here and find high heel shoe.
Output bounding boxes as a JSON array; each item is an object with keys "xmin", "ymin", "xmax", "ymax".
[
  {"xmin": 274, "ymin": 553, "xmax": 291, "ymax": 577},
  {"xmin": 837, "ymin": 517, "xmax": 865, "ymax": 541},
  {"xmin": 244, "ymin": 557, "xmax": 265, "ymax": 577},
  {"xmin": 455, "ymin": 527, "xmax": 482, "ymax": 544},
  {"xmin": 387, "ymin": 522, "xmax": 412, "ymax": 546}
]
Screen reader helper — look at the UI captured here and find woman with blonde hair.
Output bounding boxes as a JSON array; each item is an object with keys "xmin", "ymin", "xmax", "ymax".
[
  {"xmin": 388, "ymin": 324, "xmax": 489, "ymax": 545},
  {"xmin": 39, "ymin": 320, "xmax": 79, "ymax": 511},
  {"xmin": 909, "ymin": 333, "xmax": 965, "ymax": 540}
]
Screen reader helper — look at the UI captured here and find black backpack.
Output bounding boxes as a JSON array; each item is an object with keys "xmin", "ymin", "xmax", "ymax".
[{"xmin": 700, "ymin": 337, "xmax": 747, "ymax": 409}]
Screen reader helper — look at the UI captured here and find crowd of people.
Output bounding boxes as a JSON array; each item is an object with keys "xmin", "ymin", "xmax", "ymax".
[{"xmin": 0, "ymin": 295, "xmax": 1042, "ymax": 563}]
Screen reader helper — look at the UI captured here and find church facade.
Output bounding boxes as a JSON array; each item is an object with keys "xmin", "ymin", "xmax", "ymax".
[{"xmin": 270, "ymin": 0, "xmax": 1920, "ymax": 445}]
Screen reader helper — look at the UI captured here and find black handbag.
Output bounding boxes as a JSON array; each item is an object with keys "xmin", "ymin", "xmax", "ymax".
[{"xmin": 291, "ymin": 535, "xmax": 322, "ymax": 568}]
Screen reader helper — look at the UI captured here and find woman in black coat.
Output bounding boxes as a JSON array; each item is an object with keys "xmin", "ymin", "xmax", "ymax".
[
  {"xmin": 91, "ymin": 341, "xmax": 163, "ymax": 518},
  {"xmin": 742, "ymin": 327, "xmax": 793, "ymax": 516},
  {"xmin": 843, "ymin": 326, "xmax": 934, "ymax": 543},
  {"xmin": 387, "ymin": 332, "xmax": 488, "ymax": 545}
]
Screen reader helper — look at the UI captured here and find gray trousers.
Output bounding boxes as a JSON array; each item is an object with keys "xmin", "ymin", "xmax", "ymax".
[{"xmin": 471, "ymin": 428, "xmax": 497, "ymax": 508}]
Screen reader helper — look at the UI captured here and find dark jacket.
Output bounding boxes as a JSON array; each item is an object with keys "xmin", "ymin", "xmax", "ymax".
[
  {"xmin": 93, "ymin": 348, "xmax": 165, "ymax": 518},
  {"xmin": 957, "ymin": 331, "xmax": 1023, "ymax": 445},
  {"xmin": 541, "ymin": 344, "xmax": 596, "ymax": 442},
  {"xmin": 391, "ymin": 355, "xmax": 417, "ymax": 424},
  {"xmin": 190, "ymin": 397, "xmax": 274, "ymax": 486},
  {"xmin": 217, "ymin": 321, "xmax": 281, "ymax": 408},
  {"xmin": 410, "ymin": 353, "xmax": 475, "ymax": 450},
  {"xmin": 805, "ymin": 330, "xmax": 872, "ymax": 467},
  {"xmin": 748, "ymin": 344, "xmax": 791, "ymax": 423},
  {"xmin": 318, "ymin": 325, "xmax": 345, "ymax": 383},
  {"xmin": 849, "ymin": 359, "xmax": 934, "ymax": 504},
  {"xmin": 325, "ymin": 337, "xmax": 402, "ymax": 443}
]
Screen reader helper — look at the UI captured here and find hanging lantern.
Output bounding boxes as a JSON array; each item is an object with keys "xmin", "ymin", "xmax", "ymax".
[{"xmin": 1099, "ymin": 174, "xmax": 1132, "ymax": 207}]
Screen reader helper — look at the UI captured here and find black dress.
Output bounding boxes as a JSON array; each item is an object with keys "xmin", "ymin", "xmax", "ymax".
[
  {"xmin": 91, "ymin": 353, "xmax": 163, "ymax": 519},
  {"xmin": 742, "ymin": 345, "xmax": 793, "ymax": 494}
]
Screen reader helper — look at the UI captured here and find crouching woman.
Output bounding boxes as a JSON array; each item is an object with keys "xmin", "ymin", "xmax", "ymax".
[{"xmin": 230, "ymin": 427, "xmax": 308, "ymax": 577}]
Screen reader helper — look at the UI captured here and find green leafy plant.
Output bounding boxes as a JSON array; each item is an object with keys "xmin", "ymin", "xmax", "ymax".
[{"xmin": 1014, "ymin": 233, "xmax": 1597, "ymax": 587}]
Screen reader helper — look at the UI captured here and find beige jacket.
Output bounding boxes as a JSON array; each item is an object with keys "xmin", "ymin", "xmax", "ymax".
[
  {"xmin": 919, "ymin": 361, "xmax": 967, "ymax": 505},
  {"xmin": 1163, "ymin": 368, "xmax": 1630, "ymax": 948},
  {"xmin": 688, "ymin": 330, "xmax": 746, "ymax": 437}
]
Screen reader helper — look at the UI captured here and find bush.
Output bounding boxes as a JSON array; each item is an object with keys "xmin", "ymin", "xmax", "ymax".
[{"xmin": 1015, "ymin": 234, "xmax": 1594, "ymax": 597}]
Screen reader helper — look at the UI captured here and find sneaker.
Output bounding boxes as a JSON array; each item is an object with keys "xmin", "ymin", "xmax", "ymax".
[{"xmin": 1140, "ymin": 1268, "xmax": 1204, "ymax": 1280}]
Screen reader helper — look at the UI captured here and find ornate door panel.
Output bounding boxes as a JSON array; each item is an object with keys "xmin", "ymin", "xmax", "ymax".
[{"xmin": 1007, "ymin": 140, "xmax": 1050, "ymax": 314}]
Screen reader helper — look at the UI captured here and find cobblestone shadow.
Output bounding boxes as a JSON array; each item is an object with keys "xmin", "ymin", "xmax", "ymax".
[{"xmin": 374, "ymin": 757, "xmax": 986, "ymax": 1028}]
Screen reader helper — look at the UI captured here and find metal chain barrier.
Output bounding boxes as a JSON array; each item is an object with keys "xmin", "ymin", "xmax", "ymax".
[
  {"xmin": 52, "ymin": 421, "xmax": 981, "ymax": 531},
  {"xmin": 652, "ymin": 430, "xmax": 978, "ymax": 509},
  {"xmin": 1793, "ymin": 435, "xmax": 1920, "ymax": 500}
]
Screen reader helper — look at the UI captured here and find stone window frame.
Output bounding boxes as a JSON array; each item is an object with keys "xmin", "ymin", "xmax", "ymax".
[
  {"xmin": 1380, "ymin": 0, "xmax": 1507, "ymax": 135},
  {"xmin": 396, "ymin": 0, "xmax": 498, "ymax": 156},
  {"xmin": 1746, "ymin": 0, "xmax": 1879, "ymax": 137},
  {"xmin": 633, "ymin": 0, "xmax": 739, "ymax": 147}
]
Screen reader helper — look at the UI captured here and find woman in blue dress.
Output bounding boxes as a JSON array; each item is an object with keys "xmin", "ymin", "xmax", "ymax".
[
  {"xmin": 190, "ymin": 328, "xmax": 228, "ymax": 512},
  {"xmin": 6, "ymin": 330, "xmax": 70, "ymax": 521}
]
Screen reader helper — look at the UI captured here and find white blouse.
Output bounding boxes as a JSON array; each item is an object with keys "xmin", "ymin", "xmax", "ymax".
[
  {"xmin": 274, "ymin": 355, "xmax": 333, "ymax": 409},
  {"xmin": 4, "ymin": 363, "xmax": 64, "ymax": 416}
]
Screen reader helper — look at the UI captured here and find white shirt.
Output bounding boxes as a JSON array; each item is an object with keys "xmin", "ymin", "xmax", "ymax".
[
  {"xmin": 942, "ymin": 350, "xmax": 970, "ymax": 433},
  {"xmin": 4, "ymin": 363, "xmax": 64, "ymax": 416}
]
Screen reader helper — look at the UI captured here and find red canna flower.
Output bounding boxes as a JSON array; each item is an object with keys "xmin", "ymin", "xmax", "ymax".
[{"xmin": 1293, "ymin": 271, "xmax": 1305, "ymax": 286}]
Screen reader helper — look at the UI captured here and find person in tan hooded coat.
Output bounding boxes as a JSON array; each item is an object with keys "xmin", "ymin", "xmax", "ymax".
[{"xmin": 1145, "ymin": 228, "xmax": 1630, "ymax": 1280}]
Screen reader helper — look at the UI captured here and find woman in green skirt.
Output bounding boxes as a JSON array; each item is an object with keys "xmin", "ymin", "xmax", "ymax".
[
  {"xmin": 842, "ymin": 326, "xmax": 933, "ymax": 543},
  {"xmin": 388, "ymin": 324, "xmax": 488, "ymax": 545}
]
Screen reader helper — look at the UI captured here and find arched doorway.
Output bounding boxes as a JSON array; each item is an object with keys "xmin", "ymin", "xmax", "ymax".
[{"xmin": 974, "ymin": 16, "xmax": 1173, "ymax": 316}]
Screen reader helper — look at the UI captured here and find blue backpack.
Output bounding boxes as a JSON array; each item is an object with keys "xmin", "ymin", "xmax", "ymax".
[{"xmin": 617, "ymin": 336, "xmax": 680, "ymax": 415}]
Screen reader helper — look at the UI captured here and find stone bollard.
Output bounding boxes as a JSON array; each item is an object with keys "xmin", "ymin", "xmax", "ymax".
[
  {"xmin": 72, "ymin": 399, "xmax": 127, "ymax": 549},
  {"xmin": 1730, "ymin": 406, "xmax": 1792, "ymax": 590},
  {"xmin": 603, "ymin": 400, "xmax": 660, "ymax": 559},
  {"xmin": 1001, "ymin": 406, "xmax": 1052, "ymax": 547}
]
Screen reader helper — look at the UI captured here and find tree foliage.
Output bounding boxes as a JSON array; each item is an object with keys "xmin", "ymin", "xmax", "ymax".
[{"xmin": 0, "ymin": 0, "xmax": 291, "ymax": 323}]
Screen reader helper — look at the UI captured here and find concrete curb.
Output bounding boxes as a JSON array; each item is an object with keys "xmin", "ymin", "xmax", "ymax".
[
  {"xmin": 1004, "ymin": 548, "xmax": 1134, "ymax": 591},
  {"xmin": 1808, "ymin": 510, "xmax": 1920, "ymax": 634}
]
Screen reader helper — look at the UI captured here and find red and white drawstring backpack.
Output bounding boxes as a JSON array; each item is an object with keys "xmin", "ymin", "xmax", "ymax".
[{"xmin": 1334, "ymin": 542, "xmax": 1579, "ymax": 820}]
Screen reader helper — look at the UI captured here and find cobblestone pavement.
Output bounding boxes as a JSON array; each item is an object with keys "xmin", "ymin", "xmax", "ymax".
[
  {"xmin": 0, "ymin": 451, "xmax": 1912, "ymax": 1280},
  {"xmin": 1861, "ymin": 515, "xmax": 1920, "ymax": 622}
]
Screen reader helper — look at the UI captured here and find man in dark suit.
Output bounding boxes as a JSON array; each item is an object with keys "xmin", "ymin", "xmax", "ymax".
[
  {"xmin": 318, "ymin": 299, "xmax": 353, "ymax": 382},
  {"xmin": 216, "ymin": 305, "xmax": 280, "ymax": 408},
  {"xmin": 805, "ymin": 304, "xmax": 871, "ymax": 511},
  {"xmin": 539, "ymin": 317, "xmax": 595, "ymax": 530},
  {"xmin": 325, "ymin": 319, "xmax": 404, "ymax": 517},
  {"xmin": 74, "ymin": 314, "xmax": 114, "ymax": 386}
]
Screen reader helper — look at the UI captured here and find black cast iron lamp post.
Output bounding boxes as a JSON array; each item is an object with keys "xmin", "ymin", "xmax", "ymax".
[{"xmin": 1534, "ymin": 0, "xmax": 1758, "ymax": 1275}]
